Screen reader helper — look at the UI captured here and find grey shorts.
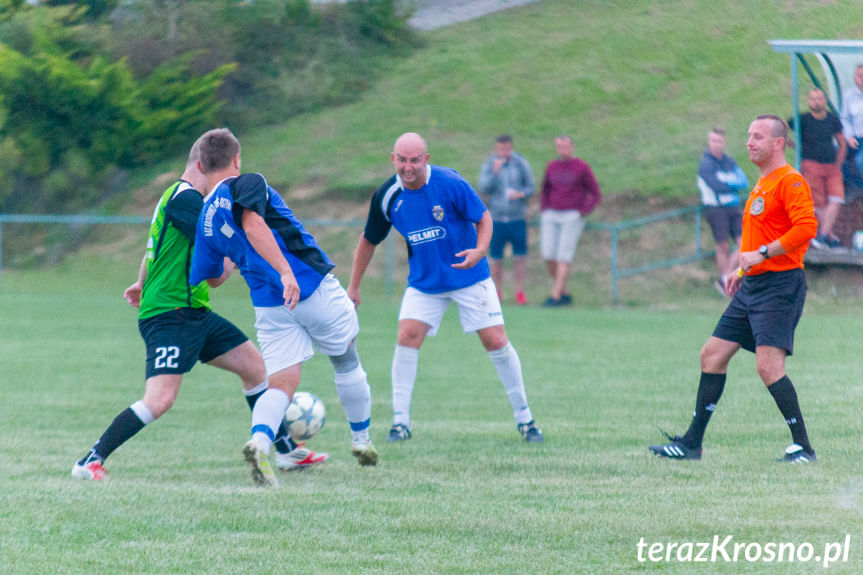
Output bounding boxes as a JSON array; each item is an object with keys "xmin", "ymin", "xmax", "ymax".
[{"xmin": 540, "ymin": 209, "xmax": 585, "ymax": 263}]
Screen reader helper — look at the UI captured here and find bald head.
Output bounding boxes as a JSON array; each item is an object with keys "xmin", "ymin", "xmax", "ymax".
[
  {"xmin": 394, "ymin": 132, "xmax": 427, "ymax": 156},
  {"xmin": 392, "ymin": 132, "xmax": 430, "ymax": 190}
]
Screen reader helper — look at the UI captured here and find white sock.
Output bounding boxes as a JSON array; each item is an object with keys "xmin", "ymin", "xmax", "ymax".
[
  {"xmin": 488, "ymin": 343, "xmax": 533, "ymax": 424},
  {"xmin": 335, "ymin": 365, "xmax": 372, "ymax": 441},
  {"xmin": 250, "ymin": 388, "xmax": 290, "ymax": 451},
  {"xmin": 391, "ymin": 345, "xmax": 419, "ymax": 427}
]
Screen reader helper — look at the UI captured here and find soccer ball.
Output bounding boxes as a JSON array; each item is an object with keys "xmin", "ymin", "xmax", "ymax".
[{"xmin": 284, "ymin": 391, "xmax": 326, "ymax": 441}]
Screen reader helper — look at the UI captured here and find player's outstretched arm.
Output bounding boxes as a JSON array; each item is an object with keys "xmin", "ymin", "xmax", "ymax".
[
  {"xmin": 347, "ymin": 235, "xmax": 377, "ymax": 307},
  {"xmin": 241, "ymin": 208, "xmax": 300, "ymax": 309}
]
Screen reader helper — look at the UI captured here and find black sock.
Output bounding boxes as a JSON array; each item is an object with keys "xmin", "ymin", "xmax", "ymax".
[
  {"xmin": 681, "ymin": 372, "xmax": 726, "ymax": 449},
  {"xmin": 245, "ymin": 390, "xmax": 296, "ymax": 454},
  {"xmin": 768, "ymin": 375, "xmax": 813, "ymax": 453},
  {"xmin": 77, "ymin": 407, "xmax": 146, "ymax": 465}
]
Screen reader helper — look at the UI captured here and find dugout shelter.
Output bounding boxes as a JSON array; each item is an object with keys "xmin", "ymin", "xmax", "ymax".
[{"xmin": 770, "ymin": 39, "xmax": 863, "ymax": 264}]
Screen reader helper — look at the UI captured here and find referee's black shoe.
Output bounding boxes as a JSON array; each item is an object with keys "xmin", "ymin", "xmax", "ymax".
[
  {"xmin": 778, "ymin": 443, "xmax": 816, "ymax": 463},
  {"xmin": 649, "ymin": 431, "xmax": 702, "ymax": 460}
]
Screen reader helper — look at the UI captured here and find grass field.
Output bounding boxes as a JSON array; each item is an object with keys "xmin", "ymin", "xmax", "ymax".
[{"xmin": 2, "ymin": 259, "xmax": 863, "ymax": 574}]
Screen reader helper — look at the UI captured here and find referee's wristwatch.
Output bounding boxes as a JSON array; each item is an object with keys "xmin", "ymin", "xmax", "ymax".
[{"xmin": 758, "ymin": 244, "xmax": 770, "ymax": 259}]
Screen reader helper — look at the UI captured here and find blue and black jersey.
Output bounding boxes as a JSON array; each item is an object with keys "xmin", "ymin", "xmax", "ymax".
[
  {"xmin": 190, "ymin": 173, "xmax": 334, "ymax": 306},
  {"xmin": 363, "ymin": 165, "xmax": 490, "ymax": 294}
]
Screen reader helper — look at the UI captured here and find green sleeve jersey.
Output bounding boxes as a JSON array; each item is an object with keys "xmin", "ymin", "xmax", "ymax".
[{"xmin": 138, "ymin": 181, "xmax": 211, "ymax": 319}]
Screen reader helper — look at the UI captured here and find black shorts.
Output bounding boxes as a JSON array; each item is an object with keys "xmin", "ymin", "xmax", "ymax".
[
  {"xmin": 703, "ymin": 206, "xmax": 742, "ymax": 244},
  {"xmin": 712, "ymin": 269, "xmax": 806, "ymax": 355},
  {"xmin": 138, "ymin": 308, "xmax": 249, "ymax": 379}
]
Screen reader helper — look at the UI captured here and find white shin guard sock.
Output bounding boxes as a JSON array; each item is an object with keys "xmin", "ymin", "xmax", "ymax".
[
  {"xmin": 334, "ymin": 365, "xmax": 372, "ymax": 440},
  {"xmin": 251, "ymin": 388, "xmax": 290, "ymax": 451},
  {"xmin": 391, "ymin": 345, "xmax": 419, "ymax": 427},
  {"xmin": 488, "ymin": 343, "xmax": 533, "ymax": 424}
]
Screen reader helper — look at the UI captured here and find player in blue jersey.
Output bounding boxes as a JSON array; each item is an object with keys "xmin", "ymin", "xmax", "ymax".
[
  {"xmin": 72, "ymin": 143, "xmax": 325, "ymax": 481},
  {"xmin": 189, "ymin": 128, "xmax": 377, "ymax": 487},
  {"xmin": 347, "ymin": 132, "xmax": 543, "ymax": 444}
]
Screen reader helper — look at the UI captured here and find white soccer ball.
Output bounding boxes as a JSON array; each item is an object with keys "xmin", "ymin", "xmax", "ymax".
[{"xmin": 284, "ymin": 391, "xmax": 326, "ymax": 441}]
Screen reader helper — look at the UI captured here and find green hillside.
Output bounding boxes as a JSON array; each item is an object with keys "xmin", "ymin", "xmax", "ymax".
[{"xmin": 206, "ymin": 0, "xmax": 863, "ymax": 203}]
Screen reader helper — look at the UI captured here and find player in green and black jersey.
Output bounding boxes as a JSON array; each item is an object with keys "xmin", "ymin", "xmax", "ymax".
[{"xmin": 72, "ymin": 144, "xmax": 327, "ymax": 480}]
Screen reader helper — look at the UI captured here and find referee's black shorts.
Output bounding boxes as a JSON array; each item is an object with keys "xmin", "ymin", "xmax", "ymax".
[
  {"xmin": 138, "ymin": 307, "xmax": 249, "ymax": 379},
  {"xmin": 712, "ymin": 268, "xmax": 806, "ymax": 355}
]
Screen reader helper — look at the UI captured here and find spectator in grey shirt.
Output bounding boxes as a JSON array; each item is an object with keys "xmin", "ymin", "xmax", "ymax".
[{"xmin": 478, "ymin": 134, "xmax": 535, "ymax": 305}]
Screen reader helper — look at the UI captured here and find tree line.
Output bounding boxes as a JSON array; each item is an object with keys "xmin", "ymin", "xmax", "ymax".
[{"xmin": 0, "ymin": 0, "xmax": 415, "ymax": 215}]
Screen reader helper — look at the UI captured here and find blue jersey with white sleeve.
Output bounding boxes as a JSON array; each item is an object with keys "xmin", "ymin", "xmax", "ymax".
[
  {"xmin": 363, "ymin": 165, "xmax": 490, "ymax": 294},
  {"xmin": 190, "ymin": 173, "xmax": 334, "ymax": 307}
]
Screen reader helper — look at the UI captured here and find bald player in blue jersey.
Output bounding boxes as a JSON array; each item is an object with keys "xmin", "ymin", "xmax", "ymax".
[
  {"xmin": 347, "ymin": 132, "xmax": 543, "ymax": 444},
  {"xmin": 190, "ymin": 128, "xmax": 377, "ymax": 487}
]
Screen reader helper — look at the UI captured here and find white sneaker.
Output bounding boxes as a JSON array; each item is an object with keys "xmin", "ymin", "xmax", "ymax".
[
  {"xmin": 71, "ymin": 460, "xmax": 109, "ymax": 480},
  {"xmin": 242, "ymin": 438, "xmax": 279, "ymax": 487},
  {"xmin": 351, "ymin": 437, "xmax": 379, "ymax": 466},
  {"xmin": 274, "ymin": 444, "xmax": 329, "ymax": 471}
]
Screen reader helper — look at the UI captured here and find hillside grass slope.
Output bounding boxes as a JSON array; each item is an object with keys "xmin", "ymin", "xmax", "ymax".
[{"xmin": 182, "ymin": 0, "xmax": 863, "ymax": 203}]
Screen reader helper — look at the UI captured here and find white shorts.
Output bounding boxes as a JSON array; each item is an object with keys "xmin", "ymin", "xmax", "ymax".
[
  {"xmin": 254, "ymin": 274, "xmax": 359, "ymax": 375},
  {"xmin": 541, "ymin": 209, "xmax": 586, "ymax": 263},
  {"xmin": 398, "ymin": 278, "xmax": 504, "ymax": 337}
]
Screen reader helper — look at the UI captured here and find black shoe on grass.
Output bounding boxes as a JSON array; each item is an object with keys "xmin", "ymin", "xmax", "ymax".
[
  {"xmin": 649, "ymin": 430, "xmax": 702, "ymax": 460},
  {"xmin": 518, "ymin": 420, "xmax": 544, "ymax": 443},
  {"xmin": 778, "ymin": 443, "xmax": 816, "ymax": 463},
  {"xmin": 387, "ymin": 423, "xmax": 412, "ymax": 442}
]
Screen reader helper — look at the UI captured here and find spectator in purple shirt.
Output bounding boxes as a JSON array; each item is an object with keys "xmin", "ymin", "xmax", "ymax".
[{"xmin": 539, "ymin": 136, "xmax": 601, "ymax": 307}]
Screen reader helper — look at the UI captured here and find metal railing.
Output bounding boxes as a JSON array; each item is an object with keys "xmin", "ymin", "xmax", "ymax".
[
  {"xmin": 589, "ymin": 204, "xmax": 710, "ymax": 304},
  {"xmin": 0, "ymin": 206, "xmax": 710, "ymax": 303}
]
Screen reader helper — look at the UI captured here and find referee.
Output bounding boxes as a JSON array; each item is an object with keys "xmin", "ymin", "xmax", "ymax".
[{"xmin": 651, "ymin": 115, "xmax": 818, "ymax": 463}]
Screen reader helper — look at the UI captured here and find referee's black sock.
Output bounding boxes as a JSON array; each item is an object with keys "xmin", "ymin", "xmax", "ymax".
[
  {"xmin": 768, "ymin": 375, "xmax": 813, "ymax": 453},
  {"xmin": 245, "ymin": 390, "xmax": 296, "ymax": 454},
  {"xmin": 681, "ymin": 372, "xmax": 726, "ymax": 449}
]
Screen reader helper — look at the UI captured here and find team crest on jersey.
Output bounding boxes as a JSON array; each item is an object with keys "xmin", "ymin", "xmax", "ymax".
[
  {"xmin": 432, "ymin": 205, "xmax": 444, "ymax": 221},
  {"xmin": 750, "ymin": 196, "xmax": 765, "ymax": 216}
]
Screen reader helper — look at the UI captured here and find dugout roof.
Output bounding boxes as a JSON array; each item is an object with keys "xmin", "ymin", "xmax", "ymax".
[{"xmin": 769, "ymin": 39, "xmax": 863, "ymax": 169}]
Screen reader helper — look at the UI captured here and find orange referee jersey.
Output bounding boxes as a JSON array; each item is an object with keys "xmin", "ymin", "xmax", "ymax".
[{"xmin": 741, "ymin": 164, "xmax": 817, "ymax": 275}]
